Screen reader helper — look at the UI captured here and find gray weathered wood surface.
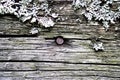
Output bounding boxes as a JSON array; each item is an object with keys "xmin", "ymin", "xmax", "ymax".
[{"xmin": 0, "ymin": 0, "xmax": 120, "ymax": 80}]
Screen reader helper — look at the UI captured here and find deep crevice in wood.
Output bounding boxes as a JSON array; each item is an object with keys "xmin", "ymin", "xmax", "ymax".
[
  {"xmin": 0, "ymin": 60, "xmax": 119, "ymax": 66},
  {"xmin": 0, "ymin": 34, "xmax": 38, "ymax": 38},
  {"xmin": 0, "ymin": 69, "xmax": 119, "ymax": 72}
]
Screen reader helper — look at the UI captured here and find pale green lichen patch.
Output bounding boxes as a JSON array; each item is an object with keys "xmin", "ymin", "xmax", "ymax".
[
  {"xmin": 0, "ymin": 0, "xmax": 55, "ymax": 28},
  {"xmin": 73, "ymin": 0, "xmax": 120, "ymax": 30}
]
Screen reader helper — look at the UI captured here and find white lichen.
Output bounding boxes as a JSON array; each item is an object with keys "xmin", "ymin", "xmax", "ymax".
[
  {"xmin": 38, "ymin": 17, "xmax": 55, "ymax": 28},
  {"xmin": 73, "ymin": 0, "xmax": 120, "ymax": 30},
  {"xmin": 30, "ymin": 27, "xmax": 39, "ymax": 34},
  {"xmin": 91, "ymin": 37, "xmax": 104, "ymax": 51},
  {"xmin": 51, "ymin": 13, "xmax": 58, "ymax": 18},
  {"xmin": 0, "ymin": 0, "xmax": 55, "ymax": 28},
  {"xmin": 73, "ymin": 0, "xmax": 87, "ymax": 10},
  {"xmin": 93, "ymin": 42, "xmax": 104, "ymax": 51},
  {"xmin": 39, "ymin": 1, "xmax": 51, "ymax": 15}
]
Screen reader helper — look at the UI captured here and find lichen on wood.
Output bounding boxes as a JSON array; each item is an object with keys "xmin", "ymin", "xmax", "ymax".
[
  {"xmin": 0, "ymin": 0, "xmax": 55, "ymax": 28},
  {"xmin": 72, "ymin": 0, "xmax": 120, "ymax": 30}
]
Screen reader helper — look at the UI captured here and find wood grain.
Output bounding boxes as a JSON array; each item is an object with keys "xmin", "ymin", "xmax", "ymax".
[{"xmin": 0, "ymin": 0, "xmax": 119, "ymax": 80}]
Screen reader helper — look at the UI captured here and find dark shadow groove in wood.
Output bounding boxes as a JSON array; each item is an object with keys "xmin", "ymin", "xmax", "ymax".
[
  {"xmin": 0, "ymin": 69, "xmax": 119, "ymax": 72},
  {"xmin": 43, "ymin": 75, "xmax": 120, "ymax": 78},
  {"xmin": 45, "ymin": 37, "xmax": 117, "ymax": 41},
  {"xmin": 0, "ymin": 34, "xmax": 38, "ymax": 38},
  {"xmin": 67, "ymin": 75, "xmax": 120, "ymax": 78},
  {"xmin": 0, "ymin": 70, "xmax": 36, "ymax": 72},
  {"xmin": 0, "ymin": 49, "xmax": 46, "ymax": 50},
  {"xmin": 0, "ymin": 60, "xmax": 119, "ymax": 66}
]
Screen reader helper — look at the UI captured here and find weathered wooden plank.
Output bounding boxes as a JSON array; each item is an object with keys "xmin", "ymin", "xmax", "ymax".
[
  {"xmin": 43, "ymin": 25, "xmax": 118, "ymax": 39},
  {"xmin": 0, "ymin": 0, "xmax": 119, "ymax": 80},
  {"xmin": 0, "ymin": 37, "xmax": 119, "ymax": 50},
  {"xmin": 0, "ymin": 71, "xmax": 120, "ymax": 79},
  {"xmin": 0, "ymin": 77, "xmax": 119, "ymax": 80},
  {"xmin": 0, "ymin": 16, "xmax": 31, "ymax": 35},
  {"xmin": 0, "ymin": 62, "xmax": 120, "ymax": 71},
  {"xmin": 0, "ymin": 37, "xmax": 119, "ymax": 64},
  {"xmin": 0, "ymin": 16, "xmax": 118, "ymax": 39},
  {"xmin": 0, "ymin": 50, "xmax": 120, "ymax": 64},
  {"xmin": 0, "ymin": 3, "xmax": 119, "ymax": 40}
]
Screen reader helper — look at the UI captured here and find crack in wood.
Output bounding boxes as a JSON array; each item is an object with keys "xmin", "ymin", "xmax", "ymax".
[
  {"xmin": 0, "ymin": 69, "xmax": 119, "ymax": 72},
  {"xmin": 0, "ymin": 34, "xmax": 38, "ymax": 38},
  {"xmin": 0, "ymin": 60, "xmax": 119, "ymax": 66}
]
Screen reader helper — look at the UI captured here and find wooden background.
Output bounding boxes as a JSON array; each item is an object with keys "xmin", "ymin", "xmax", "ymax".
[{"xmin": 0, "ymin": 0, "xmax": 120, "ymax": 80}]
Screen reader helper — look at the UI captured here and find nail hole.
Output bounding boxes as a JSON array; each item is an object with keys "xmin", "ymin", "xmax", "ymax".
[{"xmin": 55, "ymin": 36, "xmax": 65, "ymax": 45}]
